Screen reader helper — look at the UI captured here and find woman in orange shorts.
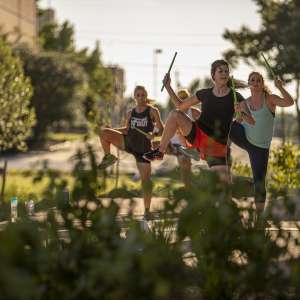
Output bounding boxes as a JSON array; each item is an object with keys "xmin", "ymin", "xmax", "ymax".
[{"xmin": 143, "ymin": 59, "xmax": 254, "ymax": 182}]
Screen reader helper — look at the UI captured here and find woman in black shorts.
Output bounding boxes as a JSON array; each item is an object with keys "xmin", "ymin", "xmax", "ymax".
[{"xmin": 98, "ymin": 85, "xmax": 164, "ymax": 220}]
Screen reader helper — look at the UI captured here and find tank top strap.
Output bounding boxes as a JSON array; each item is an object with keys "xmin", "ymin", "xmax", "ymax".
[
  {"xmin": 262, "ymin": 92, "xmax": 267, "ymax": 107},
  {"xmin": 146, "ymin": 105, "xmax": 151, "ymax": 116}
]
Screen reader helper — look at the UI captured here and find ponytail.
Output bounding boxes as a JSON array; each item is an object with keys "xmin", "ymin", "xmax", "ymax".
[
  {"xmin": 146, "ymin": 98, "xmax": 156, "ymax": 105},
  {"xmin": 228, "ymin": 77, "xmax": 248, "ymax": 89}
]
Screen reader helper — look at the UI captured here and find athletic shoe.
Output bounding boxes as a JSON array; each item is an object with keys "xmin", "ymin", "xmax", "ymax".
[
  {"xmin": 143, "ymin": 149, "xmax": 164, "ymax": 162},
  {"xmin": 177, "ymin": 146, "xmax": 200, "ymax": 161},
  {"xmin": 169, "ymin": 143, "xmax": 181, "ymax": 155},
  {"xmin": 144, "ymin": 210, "xmax": 155, "ymax": 221},
  {"xmin": 98, "ymin": 153, "xmax": 118, "ymax": 169}
]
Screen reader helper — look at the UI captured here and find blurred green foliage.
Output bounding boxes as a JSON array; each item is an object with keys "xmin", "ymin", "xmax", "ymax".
[
  {"xmin": 0, "ymin": 144, "xmax": 299, "ymax": 299},
  {"xmin": 269, "ymin": 143, "xmax": 300, "ymax": 193},
  {"xmin": 223, "ymin": 0, "xmax": 300, "ymax": 140},
  {"xmin": 37, "ymin": 14, "xmax": 114, "ymax": 138},
  {"xmin": 0, "ymin": 38, "xmax": 35, "ymax": 151},
  {"xmin": 19, "ymin": 50, "xmax": 88, "ymax": 141}
]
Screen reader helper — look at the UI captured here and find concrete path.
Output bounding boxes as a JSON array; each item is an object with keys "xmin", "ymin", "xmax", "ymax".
[{"xmin": 0, "ymin": 137, "xmax": 283, "ymax": 173}]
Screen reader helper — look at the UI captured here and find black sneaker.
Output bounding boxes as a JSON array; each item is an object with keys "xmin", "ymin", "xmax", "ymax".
[
  {"xmin": 98, "ymin": 153, "xmax": 118, "ymax": 169},
  {"xmin": 143, "ymin": 149, "xmax": 164, "ymax": 162},
  {"xmin": 144, "ymin": 210, "xmax": 155, "ymax": 221}
]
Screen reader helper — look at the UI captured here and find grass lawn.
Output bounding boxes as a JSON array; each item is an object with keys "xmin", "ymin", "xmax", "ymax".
[
  {"xmin": 47, "ymin": 132, "xmax": 85, "ymax": 143},
  {"xmin": 2, "ymin": 168, "xmax": 184, "ymax": 203}
]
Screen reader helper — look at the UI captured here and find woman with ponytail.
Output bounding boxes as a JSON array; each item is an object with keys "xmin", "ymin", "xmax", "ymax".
[
  {"xmin": 98, "ymin": 85, "xmax": 164, "ymax": 220},
  {"xmin": 143, "ymin": 59, "xmax": 253, "ymax": 182},
  {"xmin": 230, "ymin": 72, "xmax": 294, "ymax": 214}
]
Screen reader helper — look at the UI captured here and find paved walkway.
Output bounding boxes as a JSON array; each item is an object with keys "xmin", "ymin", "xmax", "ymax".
[{"xmin": 0, "ymin": 137, "xmax": 283, "ymax": 174}]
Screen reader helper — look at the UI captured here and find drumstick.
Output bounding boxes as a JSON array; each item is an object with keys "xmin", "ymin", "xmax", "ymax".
[
  {"xmin": 261, "ymin": 52, "xmax": 276, "ymax": 79},
  {"xmin": 161, "ymin": 51, "xmax": 178, "ymax": 92},
  {"xmin": 133, "ymin": 126, "xmax": 148, "ymax": 137}
]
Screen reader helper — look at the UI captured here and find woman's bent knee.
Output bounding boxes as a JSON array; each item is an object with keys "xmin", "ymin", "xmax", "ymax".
[
  {"xmin": 100, "ymin": 128, "xmax": 112, "ymax": 139},
  {"xmin": 170, "ymin": 109, "xmax": 185, "ymax": 119}
]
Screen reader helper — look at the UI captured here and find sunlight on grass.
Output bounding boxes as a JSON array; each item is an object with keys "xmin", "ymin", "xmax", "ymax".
[
  {"xmin": 3, "ymin": 171, "xmax": 74, "ymax": 202},
  {"xmin": 47, "ymin": 132, "xmax": 85, "ymax": 143}
]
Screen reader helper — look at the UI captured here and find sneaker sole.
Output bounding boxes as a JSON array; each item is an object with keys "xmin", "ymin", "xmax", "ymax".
[
  {"xmin": 177, "ymin": 149, "xmax": 200, "ymax": 161},
  {"xmin": 142, "ymin": 156, "xmax": 163, "ymax": 162},
  {"xmin": 98, "ymin": 159, "xmax": 118, "ymax": 169}
]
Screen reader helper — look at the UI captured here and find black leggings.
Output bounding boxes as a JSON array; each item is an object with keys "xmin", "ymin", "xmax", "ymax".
[{"xmin": 229, "ymin": 122, "xmax": 269, "ymax": 203}]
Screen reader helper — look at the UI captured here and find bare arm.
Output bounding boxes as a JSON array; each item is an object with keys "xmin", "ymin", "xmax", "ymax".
[
  {"xmin": 115, "ymin": 110, "xmax": 131, "ymax": 134},
  {"xmin": 237, "ymin": 101, "xmax": 255, "ymax": 125},
  {"xmin": 163, "ymin": 73, "xmax": 200, "ymax": 111},
  {"xmin": 269, "ymin": 78, "xmax": 294, "ymax": 108},
  {"xmin": 150, "ymin": 107, "xmax": 164, "ymax": 137}
]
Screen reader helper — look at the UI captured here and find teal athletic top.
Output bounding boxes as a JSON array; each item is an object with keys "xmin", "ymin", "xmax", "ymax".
[{"xmin": 242, "ymin": 93, "xmax": 275, "ymax": 149}]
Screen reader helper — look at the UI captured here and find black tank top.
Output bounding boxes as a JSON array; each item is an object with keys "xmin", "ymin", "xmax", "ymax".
[{"xmin": 127, "ymin": 106, "xmax": 154, "ymax": 153}]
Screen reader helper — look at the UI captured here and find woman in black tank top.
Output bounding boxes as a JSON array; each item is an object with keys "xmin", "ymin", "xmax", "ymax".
[
  {"xmin": 98, "ymin": 85, "xmax": 164, "ymax": 222},
  {"xmin": 144, "ymin": 60, "xmax": 252, "ymax": 183}
]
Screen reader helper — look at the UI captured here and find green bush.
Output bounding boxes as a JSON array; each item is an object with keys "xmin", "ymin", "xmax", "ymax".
[
  {"xmin": 19, "ymin": 50, "xmax": 88, "ymax": 142},
  {"xmin": 0, "ymin": 38, "xmax": 35, "ymax": 151},
  {"xmin": 269, "ymin": 143, "xmax": 300, "ymax": 194},
  {"xmin": 0, "ymin": 145, "xmax": 299, "ymax": 299}
]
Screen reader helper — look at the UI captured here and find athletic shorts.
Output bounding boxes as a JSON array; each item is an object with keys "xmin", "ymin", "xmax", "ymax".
[
  {"xmin": 123, "ymin": 135, "xmax": 150, "ymax": 164},
  {"xmin": 185, "ymin": 122, "xmax": 228, "ymax": 167}
]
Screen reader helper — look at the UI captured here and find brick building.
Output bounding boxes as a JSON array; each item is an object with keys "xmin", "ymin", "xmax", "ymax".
[
  {"xmin": 107, "ymin": 66, "xmax": 126, "ymax": 126},
  {"xmin": 0, "ymin": 0, "xmax": 37, "ymax": 50}
]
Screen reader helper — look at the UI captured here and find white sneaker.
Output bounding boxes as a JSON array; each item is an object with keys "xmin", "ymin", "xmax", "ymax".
[
  {"xmin": 177, "ymin": 146, "xmax": 200, "ymax": 161},
  {"xmin": 140, "ymin": 218, "xmax": 150, "ymax": 232}
]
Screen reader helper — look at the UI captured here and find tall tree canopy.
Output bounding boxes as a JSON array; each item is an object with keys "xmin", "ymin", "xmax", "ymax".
[
  {"xmin": 20, "ymin": 50, "xmax": 88, "ymax": 141},
  {"xmin": 37, "ymin": 10, "xmax": 114, "ymax": 131},
  {"xmin": 39, "ymin": 21, "xmax": 75, "ymax": 53},
  {"xmin": 223, "ymin": 0, "xmax": 300, "ymax": 138}
]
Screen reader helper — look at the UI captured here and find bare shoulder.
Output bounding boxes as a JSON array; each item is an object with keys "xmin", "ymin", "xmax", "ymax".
[
  {"xmin": 266, "ymin": 93, "xmax": 277, "ymax": 104},
  {"xmin": 266, "ymin": 93, "xmax": 277, "ymax": 111},
  {"xmin": 149, "ymin": 105, "xmax": 160, "ymax": 115},
  {"xmin": 126, "ymin": 109, "xmax": 133, "ymax": 118}
]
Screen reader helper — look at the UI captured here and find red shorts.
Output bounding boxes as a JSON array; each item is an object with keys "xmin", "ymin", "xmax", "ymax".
[{"xmin": 186, "ymin": 125, "xmax": 227, "ymax": 159}]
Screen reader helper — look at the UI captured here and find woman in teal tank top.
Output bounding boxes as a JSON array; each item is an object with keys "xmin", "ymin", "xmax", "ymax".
[{"xmin": 230, "ymin": 72, "xmax": 294, "ymax": 215}]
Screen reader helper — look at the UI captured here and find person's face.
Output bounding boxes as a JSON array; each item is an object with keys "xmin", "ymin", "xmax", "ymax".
[
  {"xmin": 134, "ymin": 89, "xmax": 147, "ymax": 105},
  {"xmin": 248, "ymin": 73, "xmax": 264, "ymax": 91},
  {"xmin": 213, "ymin": 65, "xmax": 229, "ymax": 85}
]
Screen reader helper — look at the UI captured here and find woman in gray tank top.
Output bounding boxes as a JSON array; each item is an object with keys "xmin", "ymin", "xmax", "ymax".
[{"xmin": 230, "ymin": 72, "xmax": 294, "ymax": 216}]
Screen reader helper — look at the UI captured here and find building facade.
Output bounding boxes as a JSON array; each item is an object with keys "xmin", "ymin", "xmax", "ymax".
[
  {"xmin": 107, "ymin": 66, "xmax": 126, "ymax": 126},
  {"xmin": 0, "ymin": 0, "xmax": 37, "ymax": 50}
]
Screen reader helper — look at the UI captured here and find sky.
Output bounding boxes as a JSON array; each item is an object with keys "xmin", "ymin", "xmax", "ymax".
[{"xmin": 39, "ymin": 0, "xmax": 289, "ymax": 108}]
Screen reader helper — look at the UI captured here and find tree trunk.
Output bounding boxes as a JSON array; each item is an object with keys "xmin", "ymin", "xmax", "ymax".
[
  {"xmin": 280, "ymin": 108, "xmax": 285, "ymax": 145},
  {"xmin": 295, "ymin": 79, "xmax": 300, "ymax": 143}
]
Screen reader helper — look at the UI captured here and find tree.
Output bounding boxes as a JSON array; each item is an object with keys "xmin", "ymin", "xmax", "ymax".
[
  {"xmin": 0, "ymin": 38, "xmax": 35, "ymax": 151},
  {"xmin": 20, "ymin": 50, "xmax": 88, "ymax": 141},
  {"xmin": 39, "ymin": 21, "xmax": 75, "ymax": 53},
  {"xmin": 72, "ymin": 41, "xmax": 114, "ymax": 129},
  {"xmin": 222, "ymin": 0, "xmax": 300, "ymax": 140},
  {"xmin": 38, "ymin": 10, "xmax": 114, "ymax": 132}
]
